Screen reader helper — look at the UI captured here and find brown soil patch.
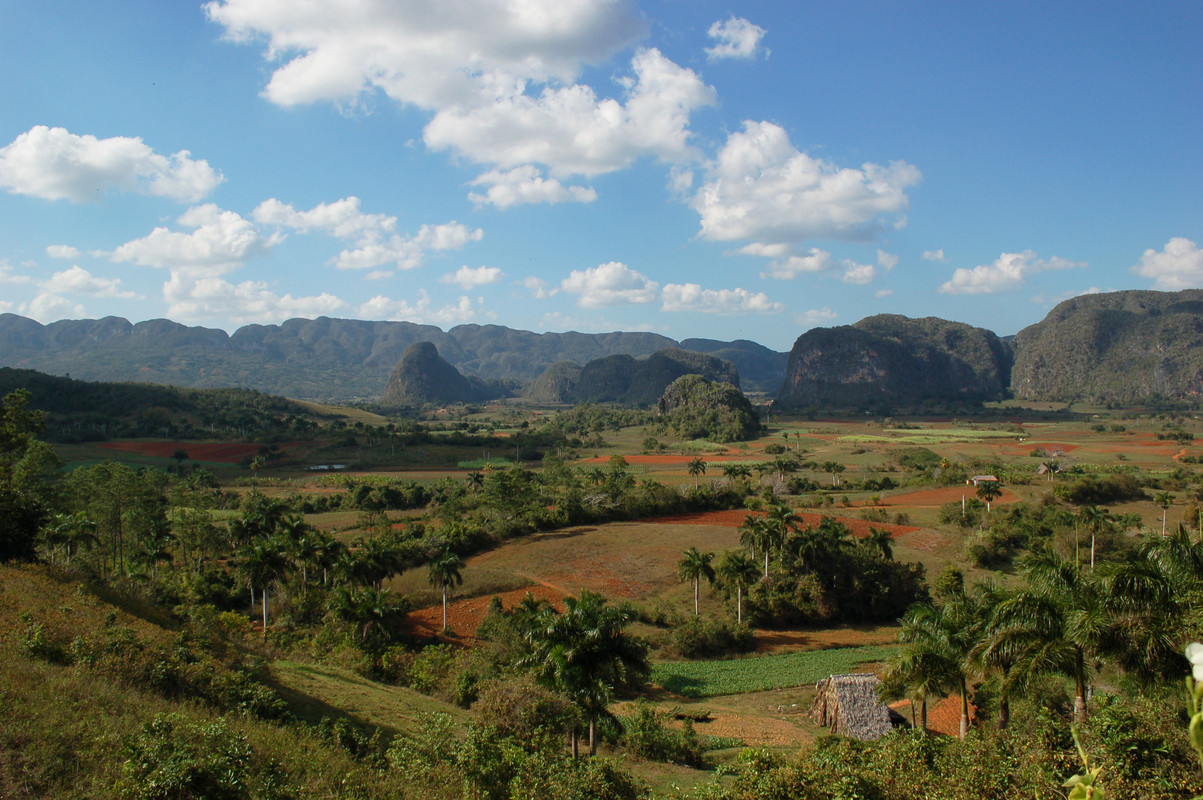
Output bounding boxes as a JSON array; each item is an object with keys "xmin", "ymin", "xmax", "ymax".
[
  {"xmin": 647, "ymin": 509, "xmax": 916, "ymax": 538},
  {"xmin": 405, "ymin": 584, "xmax": 566, "ymax": 641},
  {"xmin": 754, "ymin": 625, "xmax": 898, "ymax": 654},
  {"xmin": 878, "ymin": 486, "xmax": 1018, "ymax": 508},
  {"xmin": 97, "ymin": 440, "xmax": 303, "ymax": 463}
]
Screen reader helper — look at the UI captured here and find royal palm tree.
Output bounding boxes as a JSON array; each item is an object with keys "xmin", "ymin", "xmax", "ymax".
[
  {"xmin": 896, "ymin": 589, "xmax": 983, "ymax": 738},
  {"xmin": 328, "ymin": 585, "xmax": 407, "ymax": 654},
  {"xmin": 521, "ymin": 591, "xmax": 649, "ymax": 756},
  {"xmin": 1154, "ymin": 491, "xmax": 1173, "ymax": 536},
  {"xmin": 237, "ymin": 536, "xmax": 291, "ymax": 639},
  {"xmin": 716, "ymin": 550, "xmax": 759, "ymax": 624},
  {"xmin": 427, "ymin": 549, "xmax": 464, "ymax": 632},
  {"xmin": 678, "ymin": 546, "xmax": 716, "ymax": 615},
  {"xmin": 1076, "ymin": 505, "xmax": 1112, "ymax": 570},
  {"xmin": 865, "ymin": 526, "xmax": 895, "ymax": 561},
  {"xmin": 722, "ymin": 463, "xmax": 751, "ymax": 485},
  {"xmin": 976, "ymin": 481, "xmax": 1002, "ymax": 513},
  {"xmin": 738, "ymin": 514, "xmax": 771, "ymax": 579},
  {"xmin": 687, "ymin": 457, "xmax": 707, "ymax": 489}
]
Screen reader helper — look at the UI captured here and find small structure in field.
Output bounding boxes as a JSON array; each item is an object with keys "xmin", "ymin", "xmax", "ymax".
[
  {"xmin": 810, "ymin": 673, "xmax": 894, "ymax": 740},
  {"xmin": 968, "ymin": 474, "xmax": 999, "ymax": 486}
]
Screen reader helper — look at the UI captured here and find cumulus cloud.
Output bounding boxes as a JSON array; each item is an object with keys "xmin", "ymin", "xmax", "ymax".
[
  {"xmin": 442, "ymin": 265, "xmax": 503, "ymax": 289},
  {"xmin": 693, "ymin": 120, "xmax": 920, "ymax": 246},
  {"xmin": 521, "ymin": 276, "xmax": 554, "ymax": 298},
  {"xmin": 359, "ymin": 291, "xmax": 477, "ymax": 325},
  {"xmin": 110, "ymin": 204, "xmax": 274, "ymax": 276},
  {"xmin": 660, "ymin": 283, "xmax": 781, "ymax": 314},
  {"xmin": 254, "ymin": 197, "xmax": 482, "ymax": 270},
  {"xmin": 468, "ymin": 166, "xmax": 596, "ymax": 209},
  {"xmin": 1131, "ymin": 237, "xmax": 1203, "ymax": 290},
  {"xmin": 46, "ymin": 245, "xmax": 81, "ymax": 259},
  {"xmin": 705, "ymin": 17, "xmax": 768, "ymax": 60},
  {"xmin": 922, "ymin": 249, "xmax": 947, "ymax": 262},
  {"xmin": 559, "ymin": 261, "xmax": 658, "ymax": 307},
  {"xmin": 162, "ymin": 272, "xmax": 346, "ymax": 324},
  {"xmin": 797, "ymin": 307, "xmax": 838, "ymax": 328},
  {"xmin": 0, "ymin": 260, "xmax": 32, "ymax": 285},
  {"xmin": 20, "ymin": 293, "xmax": 86, "ymax": 323},
  {"xmin": 939, "ymin": 250, "xmax": 1085, "ymax": 295},
  {"xmin": 205, "ymin": 0, "xmax": 646, "ymax": 110},
  {"xmin": 424, "ymin": 48, "xmax": 715, "ymax": 178},
  {"xmin": 0, "ymin": 125, "xmax": 222, "ymax": 203},
  {"xmin": 42, "ymin": 265, "xmax": 140, "ymax": 299}
]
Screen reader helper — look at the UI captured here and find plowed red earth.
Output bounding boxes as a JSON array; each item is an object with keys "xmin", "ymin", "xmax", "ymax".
[
  {"xmin": 405, "ymin": 584, "xmax": 565, "ymax": 642},
  {"xmin": 96, "ymin": 440, "xmax": 302, "ymax": 463},
  {"xmin": 877, "ymin": 486, "xmax": 1017, "ymax": 508},
  {"xmin": 647, "ymin": 509, "xmax": 918, "ymax": 538}
]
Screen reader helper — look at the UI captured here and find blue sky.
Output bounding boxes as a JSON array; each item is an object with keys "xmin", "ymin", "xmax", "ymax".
[{"xmin": 0, "ymin": 1, "xmax": 1199, "ymax": 352}]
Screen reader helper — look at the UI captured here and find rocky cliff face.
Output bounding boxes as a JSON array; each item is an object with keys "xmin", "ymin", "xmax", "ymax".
[
  {"xmin": 528, "ymin": 347, "xmax": 740, "ymax": 406},
  {"xmin": 776, "ymin": 315, "xmax": 1012, "ymax": 409},
  {"xmin": 381, "ymin": 342, "xmax": 476, "ymax": 405},
  {"xmin": 1010, "ymin": 290, "xmax": 1203, "ymax": 403}
]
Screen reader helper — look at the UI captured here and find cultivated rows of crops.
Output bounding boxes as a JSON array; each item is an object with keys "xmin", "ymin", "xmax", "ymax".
[{"xmin": 651, "ymin": 645, "xmax": 898, "ymax": 698}]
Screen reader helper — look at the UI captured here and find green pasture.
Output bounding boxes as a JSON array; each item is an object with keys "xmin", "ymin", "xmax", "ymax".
[{"xmin": 652, "ymin": 645, "xmax": 898, "ymax": 698}]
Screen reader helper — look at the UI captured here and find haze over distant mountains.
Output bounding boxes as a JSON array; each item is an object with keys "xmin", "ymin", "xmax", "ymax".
[{"xmin": 3, "ymin": 289, "xmax": 1203, "ymax": 407}]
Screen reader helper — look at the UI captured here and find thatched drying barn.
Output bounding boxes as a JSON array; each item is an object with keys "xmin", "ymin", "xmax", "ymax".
[{"xmin": 810, "ymin": 674, "xmax": 894, "ymax": 740}]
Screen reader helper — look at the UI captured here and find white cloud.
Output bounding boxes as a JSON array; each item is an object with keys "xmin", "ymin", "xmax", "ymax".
[
  {"xmin": 468, "ymin": 166, "xmax": 596, "ymax": 209},
  {"xmin": 163, "ymin": 271, "xmax": 346, "ymax": 324},
  {"xmin": 254, "ymin": 198, "xmax": 482, "ymax": 271},
  {"xmin": 442, "ymin": 265, "xmax": 503, "ymax": 289},
  {"xmin": 841, "ymin": 262, "xmax": 878, "ymax": 285},
  {"xmin": 0, "ymin": 260, "xmax": 32, "ymax": 285},
  {"xmin": 253, "ymin": 196, "xmax": 394, "ymax": 241},
  {"xmin": 1032, "ymin": 287, "xmax": 1104, "ymax": 305},
  {"xmin": 761, "ymin": 248, "xmax": 832, "ymax": 279},
  {"xmin": 922, "ymin": 248, "xmax": 946, "ymax": 262},
  {"xmin": 1131, "ymin": 237, "xmax": 1203, "ymax": 290},
  {"xmin": 46, "ymin": 245, "xmax": 81, "ymax": 259},
  {"xmin": 693, "ymin": 120, "xmax": 920, "ymax": 246},
  {"xmin": 939, "ymin": 250, "xmax": 1085, "ymax": 295},
  {"xmin": 522, "ymin": 276, "xmax": 554, "ymax": 298},
  {"xmin": 797, "ymin": 307, "xmax": 838, "ymax": 328},
  {"xmin": 559, "ymin": 261, "xmax": 658, "ymax": 307},
  {"xmin": 359, "ymin": 290, "xmax": 477, "ymax": 325},
  {"xmin": 20, "ymin": 293, "xmax": 87, "ymax": 322},
  {"xmin": 43, "ymin": 265, "xmax": 140, "ymax": 299},
  {"xmin": 206, "ymin": 0, "xmax": 646, "ymax": 110},
  {"xmin": 424, "ymin": 48, "xmax": 715, "ymax": 179},
  {"xmin": 875, "ymin": 289, "xmax": 894, "ymax": 298},
  {"xmin": 877, "ymin": 250, "xmax": 898, "ymax": 271},
  {"xmin": 705, "ymin": 17, "xmax": 768, "ymax": 61},
  {"xmin": 0, "ymin": 125, "xmax": 222, "ymax": 203},
  {"xmin": 110, "ymin": 204, "xmax": 274, "ymax": 276},
  {"xmin": 661, "ymin": 283, "xmax": 782, "ymax": 314}
]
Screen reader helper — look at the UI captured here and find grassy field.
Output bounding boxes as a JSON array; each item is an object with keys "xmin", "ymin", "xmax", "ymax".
[{"xmin": 651, "ymin": 645, "xmax": 899, "ymax": 698}]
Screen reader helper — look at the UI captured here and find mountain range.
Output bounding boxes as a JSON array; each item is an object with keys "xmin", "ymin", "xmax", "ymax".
[{"xmin": 2, "ymin": 289, "xmax": 1202, "ymax": 407}]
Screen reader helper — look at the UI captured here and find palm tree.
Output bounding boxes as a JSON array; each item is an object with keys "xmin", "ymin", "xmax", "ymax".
[
  {"xmin": 722, "ymin": 463, "xmax": 751, "ymax": 486},
  {"xmin": 865, "ymin": 527, "xmax": 894, "ymax": 561},
  {"xmin": 987, "ymin": 552, "xmax": 1106, "ymax": 722},
  {"xmin": 521, "ymin": 591, "xmax": 649, "ymax": 756},
  {"xmin": 823, "ymin": 461, "xmax": 844, "ymax": 486},
  {"xmin": 237, "ymin": 537, "xmax": 291, "ymax": 639},
  {"xmin": 427, "ymin": 549, "xmax": 464, "ymax": 632},
  {"xmin": 687, "ymin": 457, "xmax": 707, "ymax": 489},
  {"xmin": 738, "ymin": 514, "xmax": 774, "ymax": 579},
  {"xmin": 896, "ymin": 590, "xmax": 983, "ymax": 738},
  {"xmin": 1076, "ymin": 505, "xmax": 1112, "ymax": 570},
  {"xmin": 715, "ymin": 550, "xmax": 759, "ymax": 624},
  {"xmin": 976, "ymin": 481, "xmax": 1002, "ymax": 513},
  {"xmin": 678, "ymin": 546, "xmax": 716, "ymax": 615},
  {"xmin": 328, "ymin": 585, "xmax": 407, "ymax": 654},
  {"xmin": 1154, "ymin": 491, "xmax": 1173, "ymax": 536}
]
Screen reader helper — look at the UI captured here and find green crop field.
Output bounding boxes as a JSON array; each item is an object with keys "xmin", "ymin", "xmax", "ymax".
[{"xmin": 652, "ymin": 644, "xmax": 898, "ymax": 698}]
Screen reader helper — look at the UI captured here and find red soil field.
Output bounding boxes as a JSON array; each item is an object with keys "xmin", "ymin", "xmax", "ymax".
[
  {"xmin": 96, "ymin": 440, "xmax": 303, "ymax": 463},
  {"xmin": 649, "ymin": 509, "xmax": 918, "ymax": 538},
  {"xmin": 406, "ymin": 584, "xmax": 565, "ymax": 641},
  {"xmin": 876, "ymin": 486, "xmax": 1018, "ymax": 508}
]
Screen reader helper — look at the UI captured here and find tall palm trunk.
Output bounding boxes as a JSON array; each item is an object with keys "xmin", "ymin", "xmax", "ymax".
[
  {"xmin": 262, "ymin": 584, "xmax": 269, "ymax": 640},
  {"xmin": 959, "ymin": 679, "xmax": 970, "ymax": 739},
  {"xmin": 736, "ymin": 583, "xmax": 743, "ymax": 624}
]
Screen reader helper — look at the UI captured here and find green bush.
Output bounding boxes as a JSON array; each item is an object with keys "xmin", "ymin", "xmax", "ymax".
[
  {"xmin": 620, "ymin": 701, "xmax": 705, "ymax": 767},
  {"xmin": 672, "ymin": 615, "xmax": 756, "ymax": 659}
]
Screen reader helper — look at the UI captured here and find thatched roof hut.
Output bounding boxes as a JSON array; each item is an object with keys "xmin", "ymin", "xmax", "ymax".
[{"xmin": 810, "ymin": 674, "xmax": 894, "ymax": 740}]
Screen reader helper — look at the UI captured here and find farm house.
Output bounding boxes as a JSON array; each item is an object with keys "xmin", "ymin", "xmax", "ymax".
[{"xmin": 810, "ymin": 674, "xmax": 896, "ymax": 740}]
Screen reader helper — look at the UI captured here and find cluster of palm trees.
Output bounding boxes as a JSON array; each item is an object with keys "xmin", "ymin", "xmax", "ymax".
[{"xmin": 884, "ymin": 527, "xmax": 1203, "ymax": 737}]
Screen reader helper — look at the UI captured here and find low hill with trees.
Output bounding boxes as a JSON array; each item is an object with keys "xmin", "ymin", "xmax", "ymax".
[
  {"xmin": 775, "ymin": 315, "xmax": 1012, "ymax": 411},
  {"xmin": 1011, "ymin": 289, "xmax": 1203, "ymax": 404},
  {"xmin": 531, "ymin": 347, "xmax": 741, "ymax": 407}
]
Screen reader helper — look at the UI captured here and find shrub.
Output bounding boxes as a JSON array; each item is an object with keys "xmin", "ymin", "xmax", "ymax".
[
  {"xmin": 620, "ymin": 701, "xmax": 705, "ymax": 767},
  {"xmin": 672, "ymin": 616, "xmax": 756, "ymax": 659}
]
